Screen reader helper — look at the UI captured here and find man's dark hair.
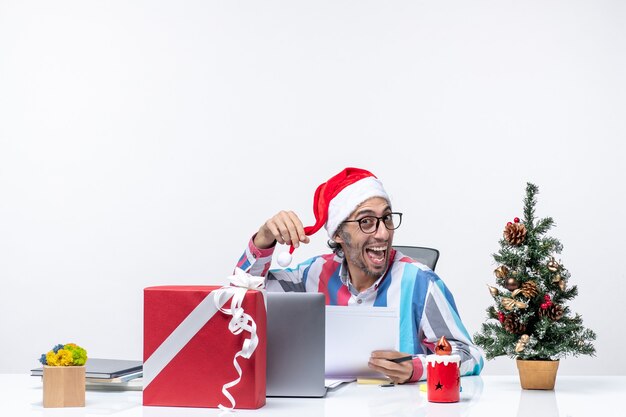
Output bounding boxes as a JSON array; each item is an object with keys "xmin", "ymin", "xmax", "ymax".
[{"xmin": 327, "ymin": 224, "xmax": 346, "ymax": 256}]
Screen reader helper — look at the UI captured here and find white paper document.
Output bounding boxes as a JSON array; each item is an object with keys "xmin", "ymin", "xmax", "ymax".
[{"xmin": 325, "ymin": 306, "xmax": 399, "ymax": 378}]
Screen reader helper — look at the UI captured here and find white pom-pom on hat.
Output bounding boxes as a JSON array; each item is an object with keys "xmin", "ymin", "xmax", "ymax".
[{"xmin": 277, "ymin": 251, "xmax": 293, "ymax": 267}]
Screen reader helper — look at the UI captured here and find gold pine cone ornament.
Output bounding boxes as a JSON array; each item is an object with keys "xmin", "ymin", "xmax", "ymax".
[{"xmin": 519, "ymin": 281, "xmax": 539, "ymax": 298}]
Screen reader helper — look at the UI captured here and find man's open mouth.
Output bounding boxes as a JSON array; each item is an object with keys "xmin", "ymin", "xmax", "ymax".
[{"xmin": 365, "ymin": 246, "xmax": 387, "ymax": 266}]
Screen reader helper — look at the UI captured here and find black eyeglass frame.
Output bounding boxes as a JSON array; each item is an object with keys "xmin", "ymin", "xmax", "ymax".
[{"xmin": 342, "ymin": 212, "xmax": 403, "ymax": 234}]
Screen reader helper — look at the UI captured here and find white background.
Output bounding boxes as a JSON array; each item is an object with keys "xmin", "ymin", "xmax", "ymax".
[{"xmin": 1, "ymin": 0, "xmax": 624, "ymax": 375}]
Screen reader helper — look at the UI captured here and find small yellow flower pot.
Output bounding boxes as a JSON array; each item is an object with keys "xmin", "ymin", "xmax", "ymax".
[
  {"xmin": 43, "ymin": 365, "xmax": 86, "ymax": 408},
  {"xmin": 516, "ymin": 359, "xmax": 559, "ymax": 390}
]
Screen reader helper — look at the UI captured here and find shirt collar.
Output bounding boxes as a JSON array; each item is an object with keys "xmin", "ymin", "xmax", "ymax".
[{"xmin": 339, "ymin": 256, "xmax": 387, "ymax": 296}]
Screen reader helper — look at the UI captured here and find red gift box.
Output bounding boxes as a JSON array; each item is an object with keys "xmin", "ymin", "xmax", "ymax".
[{"xmin": 143, "ymin": 285, "xmax": 266, "ymax": 409}]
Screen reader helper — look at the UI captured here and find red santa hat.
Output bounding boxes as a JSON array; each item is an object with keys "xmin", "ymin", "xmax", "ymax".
[{"xmin": 278, "ymin": 167, "xmax": 390, "ymax": 266}]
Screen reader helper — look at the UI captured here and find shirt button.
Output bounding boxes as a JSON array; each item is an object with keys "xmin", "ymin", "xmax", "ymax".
[{"xmin": 357, "ymin": 299, "xmax": 362, "ymax": 304}]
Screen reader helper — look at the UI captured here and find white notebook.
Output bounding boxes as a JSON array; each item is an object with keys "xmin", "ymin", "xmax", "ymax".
[{"xmin": 325, "ymin": 306, "xmax": 399, "ymax": 378}]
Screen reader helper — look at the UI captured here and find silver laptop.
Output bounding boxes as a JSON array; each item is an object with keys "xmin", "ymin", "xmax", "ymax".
[{"xmin": 266, "ymin": 292, "xmax": 326, "ymax": 397}]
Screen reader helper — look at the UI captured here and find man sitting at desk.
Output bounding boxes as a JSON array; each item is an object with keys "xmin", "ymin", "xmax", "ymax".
[{"xmin": 236, "ymin": 167, "xmax": 483, "ymax": 384}]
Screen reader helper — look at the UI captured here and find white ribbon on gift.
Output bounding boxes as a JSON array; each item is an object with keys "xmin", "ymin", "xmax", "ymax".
[
  {"xmin": 212, "ymin": 268, "xmax": 265, "ymax": 412},
  {"xmin": 142, "ymin": 268, "xmax": 265, "ymax": 412}
]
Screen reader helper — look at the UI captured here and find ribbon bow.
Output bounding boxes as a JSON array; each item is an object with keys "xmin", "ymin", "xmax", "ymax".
[
  {"xmin": 227, "ymin": 267, "xmax": 265, "ymax": 291},
  {"xmin": 500, "ymin": 296, "xmax": 527, "ymax": 311},
  {"xmin": 213, "ymin": 268, "xmax": 265, "ymax": 412}
]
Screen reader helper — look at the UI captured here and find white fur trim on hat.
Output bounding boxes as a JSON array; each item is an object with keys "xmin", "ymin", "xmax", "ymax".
[{"xmin": 325, "ymin": 177, "xmax": 390, "ymax": 238}]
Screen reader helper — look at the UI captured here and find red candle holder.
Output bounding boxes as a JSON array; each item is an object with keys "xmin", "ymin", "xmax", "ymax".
[{"xmin": 426, "ymin": 354, "xmax": 461, "ymax": 403}]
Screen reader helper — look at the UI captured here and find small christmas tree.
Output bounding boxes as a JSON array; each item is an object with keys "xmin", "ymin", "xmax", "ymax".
[{"xmin": 474, "ymin": 183, "xmax": 596, "ymax": 360}]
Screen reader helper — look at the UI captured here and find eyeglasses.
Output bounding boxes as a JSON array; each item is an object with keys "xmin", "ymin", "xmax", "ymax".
[{"xmin": 342, "ymin": 212, "xmax": 403, "ymax": 234}]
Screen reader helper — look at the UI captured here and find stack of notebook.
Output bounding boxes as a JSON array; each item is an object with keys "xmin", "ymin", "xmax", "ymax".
[{"xmin": 31, "ymin": 358, "xmax": 143, "ymax": 390}]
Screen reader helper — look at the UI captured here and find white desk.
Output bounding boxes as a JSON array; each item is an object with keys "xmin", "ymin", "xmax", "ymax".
[{"xmin": 3, "ymin": 374, "xmax": 624, "ymax": 417}]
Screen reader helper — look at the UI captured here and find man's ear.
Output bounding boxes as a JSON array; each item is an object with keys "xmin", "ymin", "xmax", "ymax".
[{"xmin": 333, "ymin": 232, "xmax": 344, "ymax": 244}]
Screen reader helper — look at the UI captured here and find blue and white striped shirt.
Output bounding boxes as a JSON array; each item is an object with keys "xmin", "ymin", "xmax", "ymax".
[{"xmin": 238, "ymin": 240, "xmax": 484, "ymax": 381}]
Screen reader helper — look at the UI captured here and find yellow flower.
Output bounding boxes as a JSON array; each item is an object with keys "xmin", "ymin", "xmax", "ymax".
[
  {"xmin": 45, "ymin": 349, "xmax": 75, "ymax": 366},
  {"xmin": 57, "ymin": 349, "xmax": 74, "ymax": 366},
  {"xmin": 46, "ymin": 351, "xmax": 59, "ymax": 366}
]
